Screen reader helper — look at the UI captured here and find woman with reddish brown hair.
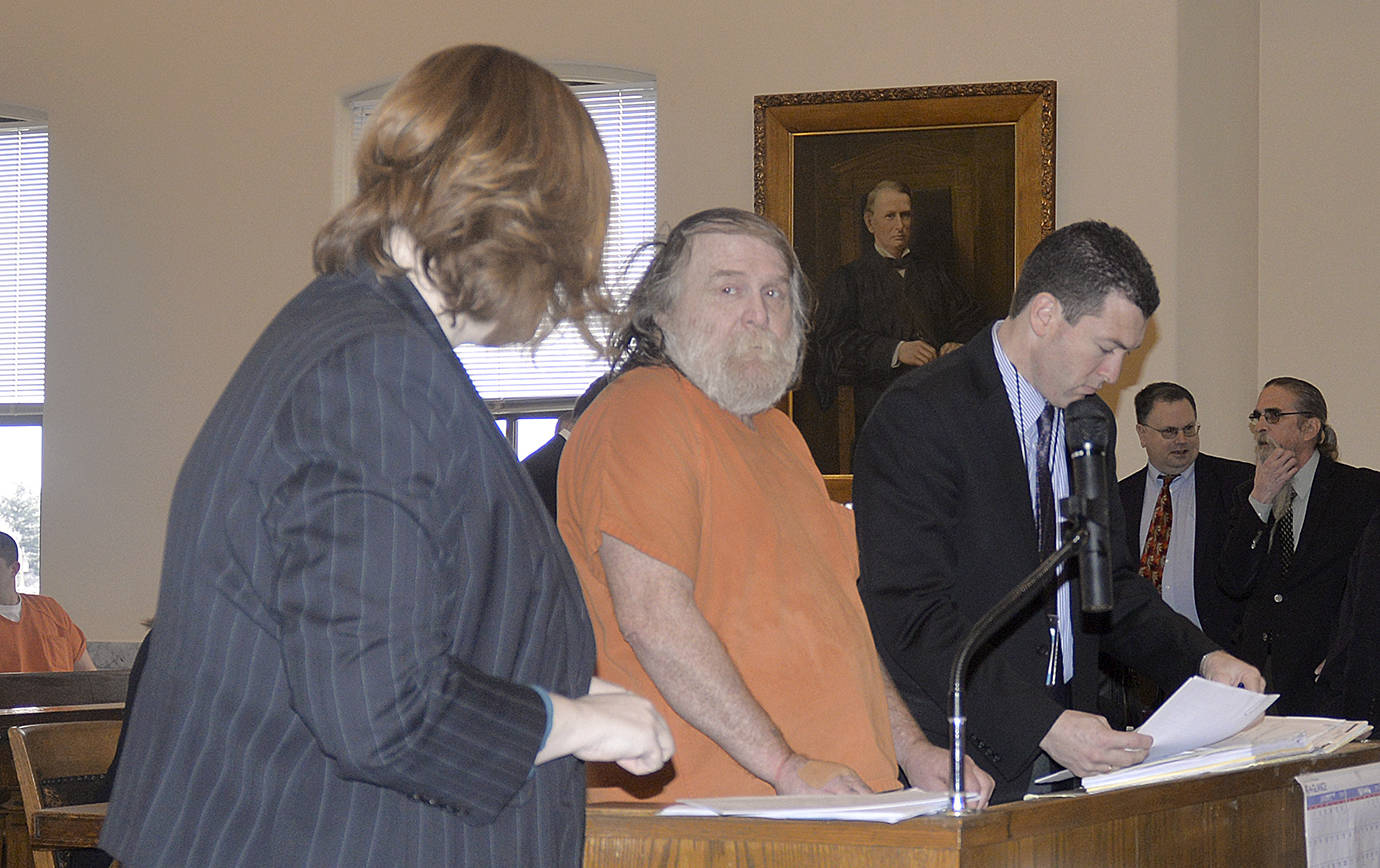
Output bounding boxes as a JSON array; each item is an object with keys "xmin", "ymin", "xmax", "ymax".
[{"xmin": 102, "ymin": 45, "xmax": 671, "ymax": 867}]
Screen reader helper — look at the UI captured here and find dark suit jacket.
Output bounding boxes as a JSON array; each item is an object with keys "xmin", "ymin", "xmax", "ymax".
[
  {"xmin": 1118, "ymin": 453, "xmax": 1255, "ymax": 649},
  {"xmin": 1316, "ymin": 508, "xmax": 1380, "ymax": 722},
  {"xmin": 522, "ymin": 433, "xmax": 566, "ymax": 519},
  {"xmin": 854, "ymin": 327, "xmax": 1217, "ymax": 804},
  {"xmin": 1219, "ymin": 456, "xmax": 1380, "ymax": 715},
  {"xmin": 101, "ymin": 269, "xmax": 595, "ymax": 866}
]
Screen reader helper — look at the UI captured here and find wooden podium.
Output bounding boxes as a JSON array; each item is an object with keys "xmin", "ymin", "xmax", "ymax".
[{"xmin": 586, "ymin": 741, "xmax": 1380, "ymax": 866}]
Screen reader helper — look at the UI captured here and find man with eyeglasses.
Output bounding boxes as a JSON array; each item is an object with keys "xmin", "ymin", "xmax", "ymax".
[
  {"xmin": 1102, "ymin": 383, "xmax": 1254, "ymax": 727},
  {"xmin": 1119, "ymin": 383, "xmax": 1253, "ymax": 646},
  {"xmin": 1219, "ymin": 377, "xmax": 1380, "ymax": 715}
]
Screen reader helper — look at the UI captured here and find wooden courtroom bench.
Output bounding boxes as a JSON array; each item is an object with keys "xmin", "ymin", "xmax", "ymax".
[
  {"xmin": 0, "ymin": 672, "xmax": 130, "ymax": 711},
  {"xmin": 0, "ymin": 671, "xmax": 128, "ymax": 868}
]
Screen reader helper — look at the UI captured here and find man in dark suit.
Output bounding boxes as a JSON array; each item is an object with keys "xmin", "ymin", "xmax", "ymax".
[
  {"xmin": 811, "ymin": 180, "xmax": 985, "ymax": 434},
  {"xmin": 1219, "ymin": 377, "xmax": 1380, "ymax": 715},
  {"xmin": 1102, "ymin": 383, "xmax": 1254, "ymax": 727},
  {"xmin": 855, "ymin": 221, "xmax": 1263, "ymax": 804},
  {"xmin": 100, "ymin": 45, "xmax": 670, "ymax": 867},
  {"xmin": 1316, "ymin": 507, "xmax": 1380, "ymax": 723},
  {"xmin": 1118, "ymin": 382, "xmax": 1254, "ymax": 647},
  {"xmin": 522, "ymin": 374, "xmax": 611, "ymax": 519}
]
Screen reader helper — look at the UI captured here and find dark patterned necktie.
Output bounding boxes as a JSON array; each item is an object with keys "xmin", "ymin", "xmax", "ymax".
[
  {"xmin": 1139, "ymin": 474, "xmax": 1178, "ymax": 592},
  {"xmin": 1035, "ymin": 404, "xmax": 1057, "ymax": 558},
  {"xmin": 1276, "ymin": 488, "xmax": 1296, "ymax": 576}
]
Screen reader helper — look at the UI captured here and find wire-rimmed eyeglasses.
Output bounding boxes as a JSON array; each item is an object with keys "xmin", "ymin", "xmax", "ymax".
[
  {"xmin": 1248, "ymin": 409, "xmax": 1308, "ymax": 425},
  {"xmin": 1140, "ymin": 423, "xmax": 1200, "ymax": 440}
]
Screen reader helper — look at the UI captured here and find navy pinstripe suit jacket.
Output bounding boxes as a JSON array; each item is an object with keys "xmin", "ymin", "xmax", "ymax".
[{"xmin": 101, "ymin": 268, "xmax": 594, "ymax": 866}]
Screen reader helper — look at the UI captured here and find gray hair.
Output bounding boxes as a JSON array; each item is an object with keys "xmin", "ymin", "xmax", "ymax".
[
  {"xmin": 1263, "ymin": 376, "xmax": 1338, "ymax": 461},
  {"xmin": 865, "ymin": 180, "xmax": 911, "ymax": 216},
  {"xmin": 610, "ymin": 208, "xmax": 810, "ymax": 374}
]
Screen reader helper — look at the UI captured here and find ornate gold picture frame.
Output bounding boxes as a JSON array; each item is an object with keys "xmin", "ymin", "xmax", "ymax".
[{"xmin": 755, "ymin": 81, "xmax": 1056, "ymax": 484}]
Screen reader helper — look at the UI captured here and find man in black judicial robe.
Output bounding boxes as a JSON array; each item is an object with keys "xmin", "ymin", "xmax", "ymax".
[{"xmin": 812, "ymin": 180, "xmax": 985, "ymax": 435}]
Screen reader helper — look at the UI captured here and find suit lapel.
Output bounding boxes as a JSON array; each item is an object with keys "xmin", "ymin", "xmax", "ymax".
[
  {"xmin": 1191, "ymin": 458, "xmax": 1215, "ymax": 565},
  {"xmin": 968, "ymin": 329, "xmax": 1041, "ymax": 561},
  {"xmin": 1293, "ymin": 457, "xmax": 1335, "ymax": 561},
  {"xmin": 1121, "ymin": 468, "xmax": 1148, "ymax": 564}
]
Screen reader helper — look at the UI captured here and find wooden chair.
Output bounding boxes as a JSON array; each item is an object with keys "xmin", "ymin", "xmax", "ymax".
[{"xmin": 8, "ymin": 720, "xmax": 120, "ymax": 868}]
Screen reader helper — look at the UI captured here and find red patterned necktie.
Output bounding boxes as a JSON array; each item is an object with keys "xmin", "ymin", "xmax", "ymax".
[{"xmin": 1139, "ymin": 474, "xmax": 1177, "ymax": 592}]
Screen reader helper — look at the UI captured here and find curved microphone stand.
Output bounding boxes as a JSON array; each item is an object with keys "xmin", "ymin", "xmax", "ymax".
[{"xmin": 946, "ymin": 521, "xmax": 1089, "ymax": 813}]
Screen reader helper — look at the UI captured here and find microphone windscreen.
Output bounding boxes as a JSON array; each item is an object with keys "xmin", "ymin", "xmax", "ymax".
[{"xmin": 1065, "ymin": 396, "xmax": 1113, "ymax": 451}]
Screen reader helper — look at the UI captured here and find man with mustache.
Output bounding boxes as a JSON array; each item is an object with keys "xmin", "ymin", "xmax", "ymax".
[
  {"xmin": 812, "ymin": 180, "xmax": 985, "ymax": 436},
  {"xmin": 1219, "ymin": 377, "xmax": 1380, "ymax": 715},
  {"xmin": 560, "ymin": 209, "xmax": 992, "ymax": 804},
  {"xmin": 854, "ymin": 221, "xmax": 1263, "ymax": 804}
]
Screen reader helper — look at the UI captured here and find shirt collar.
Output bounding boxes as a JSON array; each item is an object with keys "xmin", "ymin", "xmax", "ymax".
[
  {"xmin": 1291, "ymin": 449, "xmax": 1321, "ymax": 496},
  {"xmin": 874, "ymin": 242, "xmax": 910, "ymax": 261},
  {"xmin": 1149, "ymin": 460, "xmax": 1196, "ymax": 486},
  {"xmin": 991, "ymin": 320, "xmax": 1052, "ymax": 436}
]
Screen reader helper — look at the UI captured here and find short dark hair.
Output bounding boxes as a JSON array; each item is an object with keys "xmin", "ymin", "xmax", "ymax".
[
  {"xmin": 1134, "ymin": 382, "xmax": 1197, "ymax": 424},
  {"xmin": 1263, "ymin": 376, "xmax": 1337, "ymax": 460},
  {"xmin": 1010, "ymin": 220, "xmax": 1159, "ymax": 324},
  {"xmin": 610, "ymin": 208, "xmax": 809, "ymax": 373},
  {"xmin": 0, "ymin": 532, "xmax": 17, "ymax": 567}
]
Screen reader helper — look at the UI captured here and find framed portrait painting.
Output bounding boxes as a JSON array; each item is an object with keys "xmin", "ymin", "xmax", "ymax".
[{"xmin": 755, "ymin": 81, "xmax": 1055, "ymax": 481}]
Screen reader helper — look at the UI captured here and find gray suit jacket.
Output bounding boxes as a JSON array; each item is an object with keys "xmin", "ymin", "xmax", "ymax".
[{"xmin": 101, "ymin": 268, "xmax": 594, "ymax": 865}]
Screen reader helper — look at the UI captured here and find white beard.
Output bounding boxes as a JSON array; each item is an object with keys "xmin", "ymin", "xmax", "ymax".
[{"xmin": 665, "ymin": 320, "xmax": 801, "ymax": 419}]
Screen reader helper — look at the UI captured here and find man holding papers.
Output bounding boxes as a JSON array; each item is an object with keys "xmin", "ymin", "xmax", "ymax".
[{"xmin": 855, "ymin": 221, "xmax": 1264, "ymax": 804}]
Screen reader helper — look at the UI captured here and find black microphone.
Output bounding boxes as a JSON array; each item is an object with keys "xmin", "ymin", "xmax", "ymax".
[{"xmin": 1065, "ymin": 396, "xmax": 1114, "ymax": 613}]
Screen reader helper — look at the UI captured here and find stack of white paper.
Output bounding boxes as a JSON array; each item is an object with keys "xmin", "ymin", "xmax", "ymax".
[
  {"xmin": 659, "ymin": 788, "xmax": 954, "ymax": 823},
  {"xmin": 1033, "ymin": 678, "xmax": 1372, "ymax": 793},
  {"xmin": 1081, "ymin": 712, "xmax": 1371, "ymax": 792}
]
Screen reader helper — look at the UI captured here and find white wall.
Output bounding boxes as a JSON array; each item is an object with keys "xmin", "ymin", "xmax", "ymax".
[
  {"xmin": 1259, "ymin": 1, "xmax": 1380, "ymax": 468},
  {"xmin": 2, "ymin": 0, "xmax": 1376, "ymax": 639}
]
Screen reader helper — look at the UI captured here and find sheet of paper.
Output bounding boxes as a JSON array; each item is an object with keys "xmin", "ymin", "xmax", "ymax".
[
  {"xmin": 1034, "ymin": 676, "xmax": 1278, "ymax": 785},
  {"xmin": 1296, "ymin": 760, "xmax": 1380, "ymax": 866},
  {"xmin": 659, "ymin": 788, "xmax": 953, "ymax": 823},
  {"xmin": 1137, "ymin": 676, "xmax": 1278, "ymax": 762}
]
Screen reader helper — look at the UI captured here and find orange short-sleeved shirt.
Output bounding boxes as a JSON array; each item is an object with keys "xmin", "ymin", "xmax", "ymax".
[
  {"xmin": 559, "ymin": 366, "xmax": 898, "ymax": 801},
  {"xmin": 0, "ymin": 594, "xmax": 89, "ymax": 672}
]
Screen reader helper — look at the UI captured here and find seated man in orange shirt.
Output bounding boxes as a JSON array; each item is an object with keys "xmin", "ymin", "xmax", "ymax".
[
  {"xmin": 0, "ymin": 532, "xmax": 96, "ymax": 672},
  {"xmin": 559, "ymin": 209, "xmax": 992, "ymax": 804}
]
